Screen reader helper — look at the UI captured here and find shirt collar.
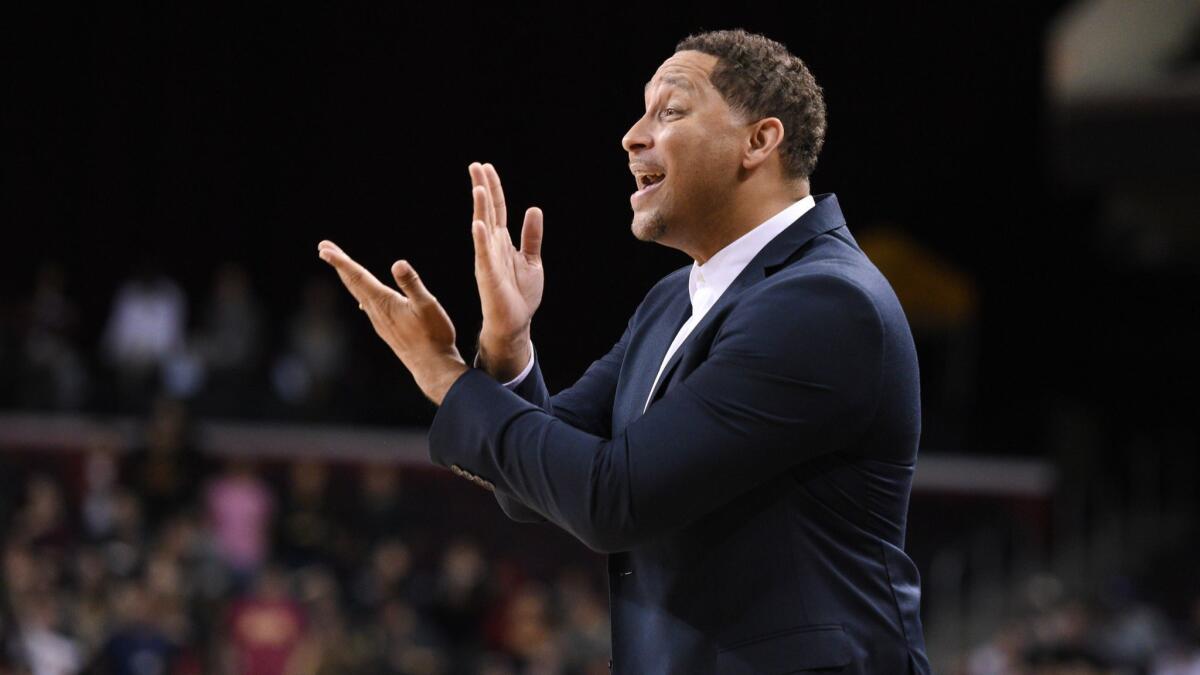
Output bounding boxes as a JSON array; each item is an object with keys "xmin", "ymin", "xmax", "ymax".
[{"xmin": 687, "ymin": 195, "xmax": 817, "ymax": 310}]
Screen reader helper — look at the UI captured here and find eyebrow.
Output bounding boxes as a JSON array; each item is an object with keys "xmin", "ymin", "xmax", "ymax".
[{"xmin": 644, "ymin": 75, "xmax": 697, "ymax": 95}]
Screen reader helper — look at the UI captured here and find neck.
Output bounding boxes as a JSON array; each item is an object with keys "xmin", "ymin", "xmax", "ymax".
[{"xmin": 684, "ymin": 180, "xmax": 810, "ymax": 264}]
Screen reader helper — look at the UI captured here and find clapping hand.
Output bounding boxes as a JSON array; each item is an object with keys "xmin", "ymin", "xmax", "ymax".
[
  {"xmin": 314, "ymin": 162, "xmax": 543, "ymax": 402},
  {"xmin": 469, "ymin": 162, "xmax": 544, "ymax": 381},
  {"xmin": 316, "ymin": 240, "xmax": 468, "ymax": 405}
]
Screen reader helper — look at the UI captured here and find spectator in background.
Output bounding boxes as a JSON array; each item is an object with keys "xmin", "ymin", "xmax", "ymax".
[
  {"xmin": 66, "ymin": 546, "xmax": 111, "ymax": 658},
  {"xmin": 18, "ymin": 263, "xmax": 88, "ymax": 410},
  {"xmin": 350, "ymin": 465, "xmax": 420, "ymax": 557},
  {"xmin": 3, "ymin": 540, "xmax": 80, "ymax": 674},
  {"xmin": 369, "ymin": 597, "xmax": 447, "ymax": 675},
  {"xmin": 222, "ymin": 567, "xmax": 306, "ymax": 675},
  {"xmin": 81, "ymin": 441, "xmax": 121, "ymax": 544},
  {"xmin": 152, "ymin": 513, "xmax": 227, "ymax": 612},
  {"xmin": 11, "ymin": 593, "xmax": 81, "ymax": 675},
  {"xmin": 271, "ymin": 279, "xmax": 347, "ymax": 413},
  {"xmin": 90, "ymin": 581, "xmax": 179, "ymax": 675},
  {"xmin": 147, "ymin": 513, "xmax": 226, "ymax": 673},
  {"xmin": 193, "ymin": 264, "xmax": 263, "ymax": 416},
  {"xmin": 276, "ymin": 461, "xmax": 335, "ymax": 570},
  {"xmin": 123, "ymin": 398, "xmax": 203, "ymax": 532},
  {"xmin": 3, "ymin": 543, "xmax": 48, "ymax": 669},
  {"xmin": 9, "ymin": 476, "xmax": 73, "ymax": 555},
  {"xmin": 97, "ymin": 491, "xmax": 147, "ymax": 581},
  {"xmin": 204, "ymin": 460, "xmax": 273, "ymax": 589},
  {"xmin": 289, "ymin": 566, "xmax": 371, "ymax": 675},
  {"xmin": 101, "ymin": 264, "xmax": 187, "ymax": 411},
  {"xmin": 495, "ymin": 584, "xmax": 560, "ymax": 674},
  {"xmin": 350, "ymin": 538, "xmax": 423, "ymax": 618},
  {"xmin": 195, "ymin": 264, "xmax": 262, "ymax": 380},
  {"xmin": 552, "ymin": 569, "xmax": 610, "ymax": 675},
  {"xmin": 428, "ymin": 539, "xmax": 491, "ymax": 674}
]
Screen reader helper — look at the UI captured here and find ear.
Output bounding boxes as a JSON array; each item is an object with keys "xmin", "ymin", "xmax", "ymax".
[{"xmin": 742, "ymin": 117, "xmax": 785, "ymax": 171}]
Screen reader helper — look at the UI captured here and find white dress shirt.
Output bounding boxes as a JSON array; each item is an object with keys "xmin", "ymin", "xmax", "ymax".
[{"xmin": 490, "ymin": 195, "xmax": 818, "ymax": 411}]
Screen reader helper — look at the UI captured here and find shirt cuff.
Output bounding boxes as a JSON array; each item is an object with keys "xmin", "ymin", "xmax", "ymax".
[{"xmin": 473, "ymin": 341, "xmax": 535, "ymax": 389}]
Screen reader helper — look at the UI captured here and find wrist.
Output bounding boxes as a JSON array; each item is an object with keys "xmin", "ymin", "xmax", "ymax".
[
  {"xmin": 419, "ymin": 357, "xmax": 469, "ymax": 406},
  {"xmin": 478, "ymin": 326, "xmax": 532, "ymax": 381},
  {"xmin": 479, "ymin": 322, "xmax": 530, "ymax": 349}
]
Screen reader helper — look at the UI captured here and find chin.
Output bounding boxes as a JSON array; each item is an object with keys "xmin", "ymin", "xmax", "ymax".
[{"xmin": 631, "ymin": 211, "xmax": 668, "ymax": 243}]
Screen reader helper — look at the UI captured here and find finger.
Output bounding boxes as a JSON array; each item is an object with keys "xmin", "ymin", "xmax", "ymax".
[
  {"xmin": 317, "ymin": 240, "xmax": 393, "ymax": 308},
  {"xmin": 391, "ymin": 259, "xmax": 435, "ymax": 305},
  {"xmin": 472, "ymin": 185, "xmax": 490, "ymax": 229},
  {"xmin": 468, "ymin": 163, "xmax": 494, "ymax": 228},
  {"xmin": 519, "ymin": 207, "xmax": 543, "ymax": 262},
  {"xmin": 474, "ymin": 219, "xmax": 508, "ymax": 285},
  {"xmin": 469, "ymin": 163, "xmax": 488, "ymax": 224},
  {"xmin": 482, "ymin": 163, "xmax": 507, "ymax": 231},
  {"xmin": 471, "ymin": 219, "xmax": 492, "ymax": 272},
  {"xmin": 479, "ymin": 176, "xmax": 496, "ymax": 230},
  {"xmin": 468, "ymin": 161, "xmax": 486, "ymax": 193}
]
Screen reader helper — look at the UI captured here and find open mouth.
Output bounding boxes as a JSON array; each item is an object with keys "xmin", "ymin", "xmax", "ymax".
[
  {"xmin": 636, "ymin": 172, "xmax": 666, "ymax": 192},
  {"xmin": 629, "ymin": 164, "xmax": 667, "ymax": 207}
]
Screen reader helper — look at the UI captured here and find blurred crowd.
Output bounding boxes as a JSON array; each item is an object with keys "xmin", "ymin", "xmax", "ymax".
[
  {"xmin": 1, "ymin": 261, "xmax": 396, "ymax": 424},
  {"xmin": 0, "ymin": 399, "xmax": 611, "ymax": 675},
  {"xmin": 957, "ymin": 585, "xmax": 1200, "ymax": 674},
  {"xmin": 3, "ymin": 232, "xmax": 982, "ymax": 443}
]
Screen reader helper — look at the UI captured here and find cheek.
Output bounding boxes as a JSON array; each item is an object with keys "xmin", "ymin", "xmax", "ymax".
[
  {"xmin": 659, "ymin": 133, "xmax": 700, "ymax": 183},
  {"xmin": 665, "ymin": 130, "xmax": 737, "ymax": 182}
]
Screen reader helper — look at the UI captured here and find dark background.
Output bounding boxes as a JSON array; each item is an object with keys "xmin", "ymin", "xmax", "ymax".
[{"xmin": 11, "ymin": 1, "xmax": 1179, "ymax": 455}]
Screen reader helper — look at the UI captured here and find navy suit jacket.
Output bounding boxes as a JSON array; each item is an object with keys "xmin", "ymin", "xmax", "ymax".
[{"xmin": 428, "ymin": 194, "xmax": 932, "ymax": 674}]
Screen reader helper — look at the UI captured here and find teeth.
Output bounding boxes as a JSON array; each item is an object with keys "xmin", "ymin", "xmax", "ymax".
[{"xmin": 638, "ymin": 173, "xmax": 665, "ymax": 189}]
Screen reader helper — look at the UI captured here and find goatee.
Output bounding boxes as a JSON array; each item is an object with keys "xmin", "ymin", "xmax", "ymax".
[{"xmin": 632, "ymin": 212, "xmax": 668, "ymax": 243}]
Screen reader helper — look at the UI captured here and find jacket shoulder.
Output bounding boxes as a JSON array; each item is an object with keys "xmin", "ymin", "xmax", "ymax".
[{"xmin": 762, "ymin": 229, "xmax": 910, "ymax": 332}]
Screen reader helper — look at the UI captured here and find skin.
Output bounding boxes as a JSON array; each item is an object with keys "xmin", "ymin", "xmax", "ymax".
[
  {"xmin": 624, "ymin": 51, "xmax": 807, "ymax": 262},
  {"xmin": 318, "ymin": 50, "xmax": 810, "ymax": 403}
]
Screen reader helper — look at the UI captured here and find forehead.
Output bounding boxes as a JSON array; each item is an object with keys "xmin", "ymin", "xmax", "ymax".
[{"xmin": 643, "ymin": 51, "xmax": 719, "ymax": 97}]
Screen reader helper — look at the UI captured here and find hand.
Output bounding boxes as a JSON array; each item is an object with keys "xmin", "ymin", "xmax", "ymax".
[
  {"xmin": 469, "ymin": 162, "xmax": 543, "ymax": 380},
  {"xmin": 317, "ymin": 240, "xmax": 468, "ymax": 405}
]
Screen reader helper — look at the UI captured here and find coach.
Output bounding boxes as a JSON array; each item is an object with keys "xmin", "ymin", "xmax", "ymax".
[{"xmin": 319, "ymin": 29, "xmax": 931, "ymax": 675}]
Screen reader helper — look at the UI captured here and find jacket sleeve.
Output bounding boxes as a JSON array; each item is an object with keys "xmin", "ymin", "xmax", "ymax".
[
  {"xmin": 430, "ymin": 273, "xmax": 884, "ymax": 553},
  {"xmin": 489, "ymin": 322, "xmax": 633, "ymax": 523}
]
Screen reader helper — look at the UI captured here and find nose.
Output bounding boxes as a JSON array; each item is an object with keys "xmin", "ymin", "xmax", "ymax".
[{"xmin": 621, "ymin": 111, "xmax": 653, "ymax": 154}]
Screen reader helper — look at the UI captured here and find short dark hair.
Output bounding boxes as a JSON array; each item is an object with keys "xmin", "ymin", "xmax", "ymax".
[{"xmin": 676, "ymin": 29, "xmax": 827, "ymax": 180}]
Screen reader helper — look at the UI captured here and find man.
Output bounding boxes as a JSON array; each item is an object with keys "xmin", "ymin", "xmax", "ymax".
[{"xmin": 318, "ymin": 29, "xmax": 931, "ymax": 674}]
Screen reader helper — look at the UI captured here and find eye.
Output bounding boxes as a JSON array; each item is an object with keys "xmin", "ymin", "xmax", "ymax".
[{"xmin": 659, "ymin": 106, "xmax": 680, "ymax": 120}]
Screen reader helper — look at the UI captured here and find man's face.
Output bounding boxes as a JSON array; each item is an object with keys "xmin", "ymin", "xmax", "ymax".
[{"xmin": 623, "ymin": 51, "xmax": 746, "ymax": 246}]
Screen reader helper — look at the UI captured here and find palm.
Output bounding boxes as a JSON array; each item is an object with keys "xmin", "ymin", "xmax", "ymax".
[{"xmin": 469, "ymin": 163, "xmax": 544, "ymax": 339}]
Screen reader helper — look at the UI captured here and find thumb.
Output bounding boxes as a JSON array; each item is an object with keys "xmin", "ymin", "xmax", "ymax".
[
  {"xmin": 520, "ymin": 207, "xmax": 544, "ymax": 261},
  {"xmin": 391, "ymin": 260, "xmax": 434, "ymax": 304}
]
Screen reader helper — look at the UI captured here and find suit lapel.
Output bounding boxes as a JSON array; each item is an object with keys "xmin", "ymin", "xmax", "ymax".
[
  {"xmin": 641, "ymin": 193, "xmax": 849, "ymax": 408},
  {"xmin": 614, "ymin": 294, "xmax": 691, "ymax": 430}
]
